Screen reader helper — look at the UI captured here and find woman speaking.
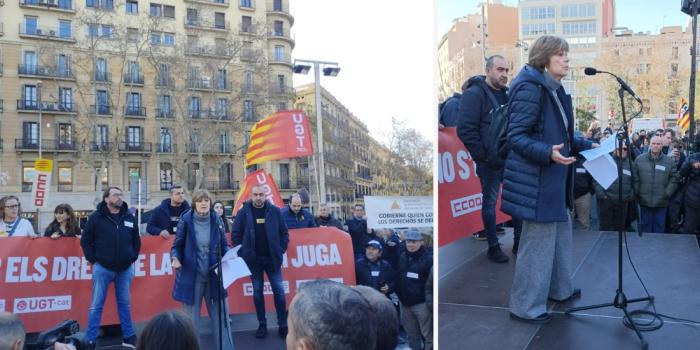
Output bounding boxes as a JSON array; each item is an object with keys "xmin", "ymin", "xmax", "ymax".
[{"xmin": 171, "ymin": 189, "xmax": 234, "ymax": 349}]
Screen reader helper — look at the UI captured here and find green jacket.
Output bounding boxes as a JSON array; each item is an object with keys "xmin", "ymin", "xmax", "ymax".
[
  {"xmin": 633, "ymin": 152, "xmax": 679, "ymax": 208},
  {"xmin": 594, "ymin": 154, "xmax": 635, "ymax": 203}
]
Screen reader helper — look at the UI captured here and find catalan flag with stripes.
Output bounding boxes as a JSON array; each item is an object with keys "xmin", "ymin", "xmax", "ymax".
[
  {"xmin": 233, "ymin": 169, "xmax": 284, "ymax": 214},
  {"xmin": 678, "ymin": 97, "xmax": 691, "ymax": 131},
  {"xmin": 245, "ymin": 110, "xmax": 314, "ymax": 166}
]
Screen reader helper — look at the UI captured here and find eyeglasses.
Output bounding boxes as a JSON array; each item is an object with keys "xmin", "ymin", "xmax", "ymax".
[{"xmin": 4, "ymin": 205, "xmax": 19, "ymax": 209}]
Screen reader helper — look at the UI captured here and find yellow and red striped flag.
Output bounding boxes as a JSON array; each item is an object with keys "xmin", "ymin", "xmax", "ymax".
[
  {"xmin": 233, "ymin": 170, "xmax": 284, "ymax": 215},
  {"xmin": 245, "ymin": 110, "xmax": 314, "ymax": 166},
  {"xmin": 678, "ymin": 97, "xmax": 690, "ymax": 131}
]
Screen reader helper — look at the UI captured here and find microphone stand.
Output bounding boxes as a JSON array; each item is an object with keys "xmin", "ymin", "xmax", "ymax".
[
  {"xmin": 565, "ymin": 83, "xmax": 654, "ymax": 350},
  {"xmin": 211, "ymin": 217, "xmax": 233, "ymax": 350}
]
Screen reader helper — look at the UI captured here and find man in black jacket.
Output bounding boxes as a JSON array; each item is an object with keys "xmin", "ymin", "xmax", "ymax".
[
  {"xmin": 346, "ymin": 204, "xmax": 380, "ymax": 260},
  {"xmin": 681, "ymin": 148, "xmax": 700, "ymax": 240},
  {"xmin": 80, "ymin": 187, "xmax": 141, "ymax": 350},
  {"xmin": 397, "ymin": 229, "xmax": 433, "ymax": 350},
  {"xmin": 355, "ymin": 240, "xmax": 395, "ymax": 297},
  {"xmin": 146, "ymin": 185, "xmax": 190, "ymax": 239},
  {"xmin": 314, "ymin": 203, "xmax": 343, "ymax": 230},
  {"xmin": 457, "ymin": 54, "xmax": 519, "ymax": 262}
]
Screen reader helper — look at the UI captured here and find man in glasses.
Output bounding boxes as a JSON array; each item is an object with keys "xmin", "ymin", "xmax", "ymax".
[{"xmin": 595, "ymin": 144, "xmax": 635, "ymax": 231}]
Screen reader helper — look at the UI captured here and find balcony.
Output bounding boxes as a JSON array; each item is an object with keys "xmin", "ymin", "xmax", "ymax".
[
  {"xmin": 188, "ymin": 109, "xmax": 233, "ymax": 121},
  {"xmin": 242, "ymin": 110, "xmax": 258, "ymax": 122},
  {"xmin": 185, "ymin": 45, "xmax": 232, "ymax": 59},
  {"xmin": 266, "ymin": 1, "xmax": 294, "ymax": 24},
  {"xmin": 17, "ymin": 100, "xmax": 76, "ymax": 114},
  {"xmin": 187, "ymin": 78, "xmax": 231, "ymax": 91},
  {"xmin": 90, "ymin": 104, "xmax": 112, "ymax": 116},
  {"xmin": 155, "ymin": 143, "xmax": 176, "ymax": 153},
  {"xmin": 15, "ymin": 139, "xmax": 77, "ymax": 152},
  {"xmin": 89, "ymin": 142, "xmax": 114, "ymax": 152},
  {"xmin": 155, "ymin": 108, "xmax": 175, "ymax": 119},
  {"xmin": 19, "ymin": 0, "xmax": 76, "ymax": 13},
  {"xmin": 206, "ymin": 180, "xmax": 240, "ymax": 191},
  {"xmin": 187, "ymin": 143, "xmax": 235, "ymax": 154},
  {"xmin": 269, "ymin": 85, "xmax": 294, "ymax": 97},
  {"xmin": 93, "ymin": 71, "xmax": 111, "ymax": 83},
  {"xmin": 240, "ymin": 49, "xmax": 258, "ymax": 62},
  {"xmin": 19, "ymin": 24, "xmax": 76, "ymax": 42},
  {"xmin": 241, "ymin": 83, "xmax": 260, "ymax": 95},
  {"xmin": 124, "ymin": 106, "xmax": 146, "ymax": 118},
  {"xmin": 123, "ymin": 73, "xmax": 145, "ymax": 85},
  {"xmin": 119, "ymin": 142, "xmax": 152, "ymax": 154},
  {"xmin": 239, "ymin": 23, "xmax": 257, "ymax": 35},
  {"xmin": 155, "ymin": 77, "xmax": 174, "ymax": 88},
  {"xmin": 268, "ymin": 29, "xmax": 294, "ymax": 47},
  {"xmin": 18, "ymin": 64, "xmax": 75, "ymax": 80},
  {"xmin": 184, "ymin": 0, "xmax": 229, "ymax": 7},
  {"xmin": 269, "ymin": 53, "xmax": 292, "ymax": 66},
  {"xmin": 185, "ymin": 17, "xmax": 230, "ymax": 32}
]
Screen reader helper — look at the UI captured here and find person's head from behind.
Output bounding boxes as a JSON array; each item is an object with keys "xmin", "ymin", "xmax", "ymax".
[
  {"xmin": 287, "ymin": 280, "xmax": 376, "ymax": 350},
  {"xmin": 529, "ymin": 35, "xmax": 570, "ymax": 81},
  {"xmin": 0, "ymin": 312, "xmax": 25, "ymax": 350},
  {"xmin": 137, "ymin": 310, "xmax": 200, "ymax": 350},
  {"xmin": 353, "ymin": 285, "xmax": 400, "ymax": 350},
  {"xmin": 485, "ymin": 55, "xmax": 509, "ymax": 89},
  {"xmin": 170, "ymin": 185, "xmax": 185, "ymax": 206}
]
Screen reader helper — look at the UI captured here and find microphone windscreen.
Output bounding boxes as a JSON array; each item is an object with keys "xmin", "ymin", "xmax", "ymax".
[{"xmin": 584, "ymin": 67, "xmax": 597, "ymax": 76}]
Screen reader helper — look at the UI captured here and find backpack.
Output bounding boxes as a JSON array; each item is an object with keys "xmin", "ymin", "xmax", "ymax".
[{"xmin": 480, "ymin": 83, "xmax": 545, "ymax": 166}]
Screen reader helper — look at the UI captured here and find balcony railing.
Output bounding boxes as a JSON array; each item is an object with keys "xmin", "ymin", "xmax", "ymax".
[
  {"xmin": 90, "ymin": 104, "xmax": 112, "ymax": 115},
  {"xmin": 155, "ymin": 77, "xmax": 174, "ymax": 87},
  {"xmin": 119, "ymin": 142, "xmax": 152, "ymax": 153},
  {"xmin": 205, "ymin": 180, "xmax": 240, "ymax": 191},
  {"xmin": 18, "ymin": 64, "xmax": 74, "ymax": 80},
  {"xmin": 239, "ymin": 23, "xmax": 257, "ymax": 34},
  {"xmin": 269, "ymin": 85, "xmax": 294, "ymax": 96},
  {"xmin": 19, "ymin": 0, "xmax": 75, "ymax": 12},
  {"xmin": 15, "ymin": 138, "xmax": 77, "ymax": 151},
  {"xmin": 186, "ymin": 45, "xmax": 231, "ymax": 58},
  {"xmin": 155, "ymin": 143, "xmax": 176, "ymax": 153},
  {"xmin": 184, "ymin": 0, "xmax": 229, "ymax": 6},
  {"xmin": 124, "ymin": 106, "xmax": 146, "ymax": 117},
  {"xmin": 187, "ymin": 78, "xmax": 231, "ymax": 90},
  {"xmin": 155, "ymin": 108, "xmax": 175, "ymax": 118},
  {"xmin": 188, "ymin": 109, "xmax": 232, "ymax": 121},
  {"xmin": 269, "ymin": 29, "xmax": 294, "ymax": 44},
  {"xmin": 187, "ymin": 143, "xmax": 235, "ymax": 154},
  {"xmin": 90, "ymin": 142, "xmax": 114, "ymax": 152},
  {"xmin": 185, "ymin": 17, "xmax": 229, "ymax": 31},
  {"xmin": 123, "ymin": 73, "xmax": 144, "ymax": 85},
  {"xmin": 241, "ymin": 83, "xmax": 259, "ymax": 94},
  {"xmin": 19, "ymin": 24, "xmax": 76, "ymax": 41},
  {"xmin": 93, "ymin": 71, "xmax": 111, "ymax": 82},
  {"xmin": 17, "ymin": 100, "xmax": 75, "ymax": 113},
  {"xmin": 240, "ymin": 49, "xmax": 258, "ymax": 62},
  {"xmin": 85, "ymin": 0, "xmax": 114, "ymax": 11},
  {"xmin": 267, "ymin": 1, "xmax": 290, "ymax": 14},
  {"xmin": 269, "ymin": 53, "xmax": 292, "ymax": 65}
]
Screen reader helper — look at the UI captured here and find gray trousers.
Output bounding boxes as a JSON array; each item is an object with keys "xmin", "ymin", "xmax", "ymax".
[
  {"xmin": 509, "ymin": 214, "xmax": 574, "ymax": 319},
  {"xmin": 574, "ymin": 193, "xmax": 592, "ymax": 230},
  {"xmin": 400, "ymin": 302, "xmax": 433, "ymax": 350},
  {"xmin": 183, "ymin": 279, "xmax": 235, "ymax": 350}
]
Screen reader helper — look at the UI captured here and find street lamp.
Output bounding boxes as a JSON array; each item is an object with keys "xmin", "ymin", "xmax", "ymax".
[{"xmin": 292, "ymin": 59, "xmax": 340, "ymax": 212}]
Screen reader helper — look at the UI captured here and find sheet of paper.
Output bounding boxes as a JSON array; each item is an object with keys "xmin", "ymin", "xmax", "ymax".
[
  {"xmin": 221, "ymin": 257, "xmax": 251, "ymax": 289},
  {"xmin": 222, "ymin": 245, "xmax": 242, "ymax": 262},
  {"xmin": 579, "ymin": 135, "xmax": 617, "ymax": 160},
  {"xmin": 583, "ymin": 153, "xmax": 618, "ymax": 190}
]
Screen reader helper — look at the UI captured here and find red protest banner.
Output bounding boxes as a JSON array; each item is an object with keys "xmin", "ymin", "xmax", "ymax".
[
  {"xmin": 233, "ymin": 170, "xmax": 285, "ymax": 215},
  {"xmin": 0, "ymin": 227, "xmax": 354, "ymax": 332},
  {"xmin": 245, "ymin": 110, "xmax": 314, "ymax": 166},
  {"xmin": 438, "ymin": 127, "xmax": 510, "ymax": 247}
]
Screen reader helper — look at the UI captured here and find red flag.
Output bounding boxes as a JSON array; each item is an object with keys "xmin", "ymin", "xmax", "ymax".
[
  {"xmin": 233, "ymin": 170, "xmax": 285, "ymax": 215},
  {"xmin": 245, "ymin": 110, "xmax": 314, "ymax": 166}
]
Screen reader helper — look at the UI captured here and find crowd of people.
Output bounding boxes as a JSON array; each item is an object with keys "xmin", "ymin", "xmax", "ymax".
[{"xmin": 1, "ymin": 183, "xmax": 433, "ymax": 349}]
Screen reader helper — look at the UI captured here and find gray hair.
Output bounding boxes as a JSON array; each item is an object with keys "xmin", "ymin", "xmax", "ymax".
[
  {"xmin": 353, "ymin": 286, "xmax": 399, "ymax": 350},
  {"xmin": 0, "ymin": 312, "xmax": 25, "ymax": 350},
  {"xmin": 290, "ymin": 280, "xmax": 376, "ymax": 350},
  {"xmin": 485, "ymin": 55, "xmax": 506, "ymax": 70},
  {"xmin": 528, "ymin": 35, "xmax": 569, "ymax": 71},
  {"xmin": 290, "ymin": 193, "xmax": 302, "ymax": 203}
]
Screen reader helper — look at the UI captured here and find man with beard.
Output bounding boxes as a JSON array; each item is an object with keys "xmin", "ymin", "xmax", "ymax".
[{"xmin": 314, "ymin": 203, "xmax": 343, "ymax": 230}]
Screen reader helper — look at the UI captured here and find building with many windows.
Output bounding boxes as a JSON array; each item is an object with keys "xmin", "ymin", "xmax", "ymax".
[{"xmin": 0, "ymin": 0, "xmax": 297, "ymax": 228}]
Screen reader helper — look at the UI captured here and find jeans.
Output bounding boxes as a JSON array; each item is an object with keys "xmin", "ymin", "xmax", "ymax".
[
  {"xmin": 640, "ymin": 206, "xmax": 666, "ymax": 233},
  {"xmin": 86, "ymin": 263, "xmax": 134, "ymax": 342},
  {"xmin": 183, "ymin": 278, "xmax": 234, "ymax": 350},
  {"xmin": 248, "ymin": 256, "xmax": 287, "ymax": 327},
  {"xmin": 476, "ymin": 162, "xmax": 502, "ymax": 248}
]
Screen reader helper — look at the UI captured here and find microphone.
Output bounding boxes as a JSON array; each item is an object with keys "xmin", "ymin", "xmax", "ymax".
[{"xmin": 584, "ymin": 67, "xmax": 642, "ymax": 104}]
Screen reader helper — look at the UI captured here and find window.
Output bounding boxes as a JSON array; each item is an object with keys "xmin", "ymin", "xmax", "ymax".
[
  {"xmin": 22, "ymin": 163, "xmax": 35, "ymax": 192},
  {"xmin": 673, "ymin": 46, "xmax": 679, "ymax": 59},
  {"xmin": 23, "ymin": 121, "xmax": 39, "ymax": 146},
  {"xmin": 163, "ymin": 5, "xmax": 174, "ymax": 18},
  {"xmin": 243, "ymin": 71, "xmax": 253, "ymax": 91},
  {"xmin": 274, "ymin": 21, "xmax": 283, "ymax": 36},
  {"xmin": 127, "ymin": 28, "xmax": 139, "ymax": 42},
  {"xmin": 101, "ymin": 25, "xmax": 113, "ymax": 38},
  {"xmin": 87, "ymin": 24, "xmax": 99, "ymax": 37},
  {"xmin": 522, "ymin": 23, "xmax": 555, "ymax": 36},
  {"xmin": 521, "ymin": 6, "xmax": 555, "ymax": 20},
  {"xmin": 217, "ymin": 98, "xmax": 228, "ymax": 118},
  {"xmin": 96, "ymin": 90, "xmax": 109, "ymax": 114},
  {"xmin": 672, "ymin": 63, "xmax": 679, "ymax": 76},
  {"xmin": 277, "ymin": 74, "xmax": 285, "ymax": 90},
  {"xmin": 240, "ymin": 0, "xmax": 252, "ymax": 8},
  {"xmin": 242, "ymin": 16, "xmax": 252, "ymax": 32},
  {"xmin": 159, "ymin": 128, "xmax": 172, "ymax": 152},
  {"xmin": 59, "ymin": 87, "xmax": 73, "ymax": 110},
  {"xmin": 126, "ymin": 0, "xmax": 138, "ymax": 13},
  {"xmin": 186, "ymin": 8, "xmax": 198, "ymax": 25},
  {"xmin": 216, "ymin": 69, "xmax": 227, "ymax": 89},
  {"xmin": 219, "ymin": 163, "xmax": 233, "ymax": 188},
  {"xmin": 561, "ymin": 3, "xmax": 595, "ymax": 18},
  {"xmin": 244, "ymin": 100, "xmax": 254, "ymax": 121},
  {"xmin": 95, "ymin": 58, "xmax": 108, "ymax": 81},
  {"xmin": 219, "ymin": 130, "xmax": 229, "ymax": 153},
  {"xmin": 273, "ymin": 0, "xmax": 282, "ymax": 11},
  {"xmin": 95, "ymin": 124, "xmax": 109, "ymax": 146},
  {"xmin": 150, "ymin": 3, "xmax": 174, "ymax": 18},
  {"xmin": 24, "ymin": 16, "xmax": 38, "ymax": 34},
  {"xmin": 24, "ymin": 51, "xmax": 37, "ymax": 71},
  {"xmin": 57, "ymin": 54, "xmax": 70, "ymax": 77},
  {"xmin": 279, "ymin": 163, "xmax": 290, "ymax": 188},
  {"xmin": 127, "ymin": 92, "xmax": 141, "ymax": 114},
  {"xmin": 127, "ymin": 60, "xmax": 140, "ymax": 80},
  {"xmin": 58, "ymin": 164, "xmax": 73, "ymax": 192},
  {"xmin": 562, "ymin": 21, "xmax": 596, "ymax": 35},
  {"xmin": 94, "ymin": 163, "xmax": 109, "ymax": 191},
  {"xmin": 163, "ymin": 33, "xmax": 174, "ymax": 45},
  {"xmin": 158, "ymin": 63, "xmax": 170, "ymax": 86},
  {"xmin": 157, "ymin": 95, "xmax": 171, "ymax": 117},
  {"xmin": 276, "ymin": 102, "xmax": 287, "ymax": 111},
  {"xmin": 160, "ymin": 163, "xmax": 173, "ymax": 190},
  {"xmin": 127, "ymin": 126, "xmax": 142, "ymax": 147},
  {"xmin": 22, "ymin": 85, "xmax": 38, "ymax": 108},
  {"xmin": 58, "ymin": 123, "xmax": 73, "ymax": 147},
  {"xmin": 215, "ymin": 13, "xmax": 226, "ymax": 29},
  {"xmin": 189, "ymin": 96, "xmax": 201, "ymax": 117},
  {"xmin": 59, "ymin": 20, "xmax": 72, "ymax": 38},
  {"xmin": 128, "ymin": 164, "xmax": 141, "ymax": 190},
  {"xmin": 274, "ymin": 45, "xmax": 284, "ymax": 61},
  {"xmin": 151, "ymin": 31, "xmax": 161, "ymax": 45}
]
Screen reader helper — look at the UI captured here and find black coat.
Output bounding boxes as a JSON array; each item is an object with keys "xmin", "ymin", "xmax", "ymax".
[
  {"xmin": 355, "ymin": 257, "xmax": 395, "ymax": 295},
  {"xmin": 315, "ymin": 214, "xmax": 343, "ymax": 230},
  {"xmin": 681, "ymin": 153, "xmax": 700, "ymax": 208},
  {"xmin": 382, "ymin": 233, "xmax": 402, "ymax": 271},
  {"xmin": 43, "ymin": 222, "xmax": 81, "ymax": 237},
  {"xmin": 396, "ymin": 246, "xmax": 433, "ymax": 307},
  {"xmin": 573, "ymin": 155, "xmax": 593, "ymax": 199},
  {"xmin": 457, "ymin": 75, "xmax": 508, "ymax": 164},
  {"xmin": 80, "ymin": 202, "xmax": 141, "ymax": 272},
  {"xmin": 346, "ymin": 216, "xmax": 369, "ymax": 255},
  {"xmin": 232, "ymin": 200, "xmax": 289, "ymax": 269},
  {"xmin": 439, "ymin": 92, "xmax": 461, "ymax": 127}
]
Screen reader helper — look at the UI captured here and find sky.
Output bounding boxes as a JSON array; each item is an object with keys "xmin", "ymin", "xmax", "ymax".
[
  {"xmin": 438, "ymin": 0, "xmax": 689, "ymax": 39},
  {"xmin": 290, "ymin": 1, "xmax": 436, "ymax": 143}
]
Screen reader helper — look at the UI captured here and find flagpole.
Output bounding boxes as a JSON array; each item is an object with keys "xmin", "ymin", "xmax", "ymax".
[{"xmin": 311, "ymin": 154, "xmax": 322, "ymax": 213}]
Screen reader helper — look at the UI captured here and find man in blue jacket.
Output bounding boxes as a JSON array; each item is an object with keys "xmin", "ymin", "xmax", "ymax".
[
  {"xmin": 280, "ymin": 194, "xmax": 316, "ymax": 229},
  {"xmin": 355, "ymin": 240, "xmax": 395, "ymax": 297},
  {"xmin": 232, "ymin": 184, "xmax": 289, "ymax": 339},
  {"xmin": 396, "ymin": 229, "xmax": 433, "ymax": 350},
  {"xmin": 80, "ymin": 187, "xmax": 141, "ymax": 350},
  {"xmin": 146, "ymin": 185, "xmax": 190, "ymax": 239}
]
